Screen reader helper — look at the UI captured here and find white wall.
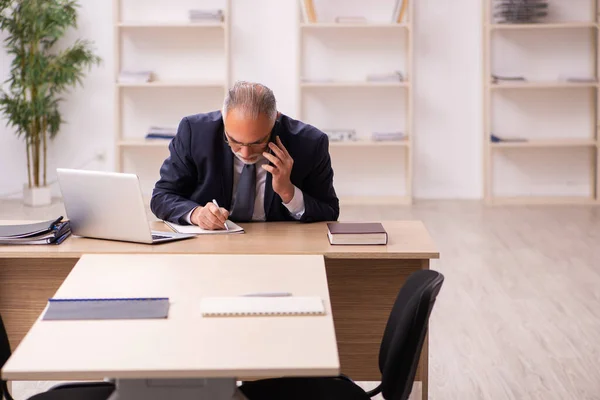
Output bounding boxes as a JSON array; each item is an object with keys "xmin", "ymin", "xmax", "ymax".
[
  {"xmin": 0, "ymin": 0, "xmax": 593, "ymax": 201},
  {"xmin": 0, "ymin": 0, "xmax": 114, "ymax": 198}
]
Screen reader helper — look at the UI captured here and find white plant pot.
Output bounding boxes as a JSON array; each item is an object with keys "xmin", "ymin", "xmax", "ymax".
[{"xmin": 23, "ymin": 184, "xmax": 52, "ymax": 207}]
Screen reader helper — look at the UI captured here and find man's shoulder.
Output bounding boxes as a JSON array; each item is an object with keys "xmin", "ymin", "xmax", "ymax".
[
  {"xmin": 279, "ymin": 114, "xmax": 326, "ymax": 143},
  {"xmin": 182, "ymin": 110, "xmax": 223, "ymax": 128}
]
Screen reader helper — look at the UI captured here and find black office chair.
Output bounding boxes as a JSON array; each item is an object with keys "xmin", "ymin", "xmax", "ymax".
[
  {"xmin": 239, "ymin": 269, "xmax": 445, "ymax": 400},
  {"xmin": 0, "ymin": 314, "xmax": 115, "ymax": 400}
]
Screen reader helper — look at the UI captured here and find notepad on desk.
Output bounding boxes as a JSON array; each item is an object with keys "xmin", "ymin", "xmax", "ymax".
[
  {"xmin": 200, "ymin": 296, "xmax": 325, "ymax": 317},
  {"xmin": 164, "ymin": 220, "xmax": 244, "ymax": 235}
]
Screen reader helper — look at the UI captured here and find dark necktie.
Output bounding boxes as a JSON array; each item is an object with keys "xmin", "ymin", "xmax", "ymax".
[{"xmin": 230, "ymin": 163, "xmax": 256, "ymax": 222}]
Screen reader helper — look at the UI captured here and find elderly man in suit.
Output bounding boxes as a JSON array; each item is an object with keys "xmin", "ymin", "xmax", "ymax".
[{"xmin": 150, "ymin": 81, "xmax": 339, "ymax": 230}]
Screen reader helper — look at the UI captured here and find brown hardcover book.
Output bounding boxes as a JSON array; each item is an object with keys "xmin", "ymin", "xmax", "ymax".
[{"xmin": 326, "ymin": 222, "xmax": 388, "ymax": 245}]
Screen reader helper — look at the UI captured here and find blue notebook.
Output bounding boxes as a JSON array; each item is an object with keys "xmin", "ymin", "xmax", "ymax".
[{"xmin": 43, "ymin": 297, "xmax": 170, "ymax": 320}]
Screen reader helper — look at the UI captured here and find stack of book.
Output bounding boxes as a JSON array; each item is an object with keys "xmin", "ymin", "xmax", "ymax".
[
  {"xmin": 366, "ymin": 71, "xmax": 404, "ymax": 83},
  {"xmin": 0, "ymin": 217, "xmax": 71, "ymax": 245},
  {"xmin": 491, "ymin": 74, "xmax": 527, "ymax": 84},
  {"xmin": 323, "ymin": 129, "xmax": 357, "ymax": 142},
  {"xmin": 188, "ymin": 9, "xmax": 224, "ymax": 22},
  {"xmin": 493, "ymin": 0, "xmax": 548, "ymax": 24},
  {"xmin": 372, "ymin": 131, "xmax": 406, "ymax": 141},
  {"xmin": 145, "ymin": 126, "xmax": 177, "ymax": 140},
  {"xmin": 118, "ymin": 70, "xmax": 153, "ymax": 84}
]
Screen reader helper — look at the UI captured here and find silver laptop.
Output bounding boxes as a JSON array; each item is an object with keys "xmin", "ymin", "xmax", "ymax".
[{"xmin": 56, "ymin": 168, "xmax": 195, "ymax": 244}]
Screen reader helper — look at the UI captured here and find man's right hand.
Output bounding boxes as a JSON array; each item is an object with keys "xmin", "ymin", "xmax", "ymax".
[{"xmin": 190, "ymin": 203, "xmax": 230, "ymax": 230}]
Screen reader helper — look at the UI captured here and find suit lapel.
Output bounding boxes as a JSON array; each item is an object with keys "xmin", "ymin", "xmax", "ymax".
[{"xmin": 221, "ymin": 127, "xmax": 234, "ymax": 210}]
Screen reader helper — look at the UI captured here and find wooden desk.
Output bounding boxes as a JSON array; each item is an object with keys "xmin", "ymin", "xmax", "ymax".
[
  {"xmin": 0, "ymin": 221, "xmax": 439, "ymax": 398},
  {"xmin": 2, "ymin": 254, "xmax": 339, "ymax": 399}
]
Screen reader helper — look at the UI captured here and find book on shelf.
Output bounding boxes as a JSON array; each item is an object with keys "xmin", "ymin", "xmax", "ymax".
[
  {"xmin": 188, "ymin": 9, "xmax": 224, "ymax": 22},
  {"xmin": 366, "ymin": 71, "xmax": 404, "ymax": 82},
  {"xmin": 372, "ymin": 131, "xmax": 406, "ymax": 142},
  {"xmin": 327, "ymin": 222, "xmax": 388, "ymax": 245},
  {"xmin": 299, "ymin": 0, "xmax": 317, "ymax": 23},
  {"xmin": 557, "ymin": 74, "xmax": 597, "ymax": 83},
  {"xmin": 0, "ymin": 217, "xmax": 71, "ymax": 245},
  {"xmin": 334, "ymin": 16, "xmax": 367, "ymax": 24},
  {"xmin": 145, "ymin": 126, "xmax": 177, "ymax": 140},
  {"xmin": 323, "ymin": 129, "xmax": 357, "ymax": 142},
  {"xmin": 490, "ymin": 134, "xmax": 527, "ymax": 143},
  {"xmin": 493, "ymin": 0, "xmax": 548, "ymax": 24},
  {"xmin": 118, "ymin": 70, "xmax": 153, "ymax": 83},
  {"xmin": 491, "ymin": 74, "xmax": 527, "ymax": 84}
]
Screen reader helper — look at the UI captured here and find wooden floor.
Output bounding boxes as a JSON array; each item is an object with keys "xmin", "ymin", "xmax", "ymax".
[{"xmin": 2, "ymin": 199, "xmax": 600, "ymax": 399}]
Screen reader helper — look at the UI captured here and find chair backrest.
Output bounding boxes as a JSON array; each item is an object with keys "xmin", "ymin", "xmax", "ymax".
[
  {"xmin": 378, "ymin": 269, "xmax": 444, "ymax": 400},
  {"xmin": 1, "ymin": 313, "xmax": 14, "ymax": 400}
]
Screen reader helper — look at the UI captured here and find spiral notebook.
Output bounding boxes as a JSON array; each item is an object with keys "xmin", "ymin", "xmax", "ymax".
[{"xmin": 200, "ymin": 296, "xmax": 325, "ymax": 317}]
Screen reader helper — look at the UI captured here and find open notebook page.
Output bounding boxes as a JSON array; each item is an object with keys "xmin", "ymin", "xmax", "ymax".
[{"xmin": 164, "ymin": 220, "xmax": 244, "ymax": 235}]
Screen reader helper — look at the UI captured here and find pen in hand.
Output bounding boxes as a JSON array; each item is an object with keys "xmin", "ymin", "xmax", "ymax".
[{"xmin": 212, "ymin": 199, "xmax": 229, "ymax": 231}]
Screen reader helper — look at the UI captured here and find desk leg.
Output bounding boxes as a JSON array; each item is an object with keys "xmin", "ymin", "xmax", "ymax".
[
  {"xmin": 324, "ymin": 257, "xmax": 430, "ymax": 399},
  {"xmin": 108, "ymin": 378, "xmax": 237, "ymax": 400},
  {"xmin": 0, "ymin": 258, "xmax": 77, "ymax": 348}
]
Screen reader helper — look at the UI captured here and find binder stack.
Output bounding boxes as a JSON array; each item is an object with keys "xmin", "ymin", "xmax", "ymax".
[{"xmin": 0, "ymin": 216, "xmax": 71, "ymax": 245}]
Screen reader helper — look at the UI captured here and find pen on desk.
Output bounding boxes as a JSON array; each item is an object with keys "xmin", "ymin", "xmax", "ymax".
[
  {"xmin": 242, "ymin": 292, "xmax": 293, "ymax": 297},
  {"xmin": 211, "ymin": 199, "xmax": 229, "ymax": 231}
]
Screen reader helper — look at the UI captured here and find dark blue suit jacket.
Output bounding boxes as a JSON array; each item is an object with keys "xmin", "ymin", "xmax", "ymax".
[{"xmin": 150, "ymin": 111, "xmax": 340, "ymax": 224}]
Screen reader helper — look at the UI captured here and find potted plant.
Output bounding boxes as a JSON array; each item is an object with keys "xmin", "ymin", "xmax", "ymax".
[{"xmin": 0, "ymin": 0, "xmax": 101, "ymax": 206}]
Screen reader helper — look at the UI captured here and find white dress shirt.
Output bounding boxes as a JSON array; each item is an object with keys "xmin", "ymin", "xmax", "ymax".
[{"xmin": 185, "ymin": 156, "xmax": 305, "ymax": 223}]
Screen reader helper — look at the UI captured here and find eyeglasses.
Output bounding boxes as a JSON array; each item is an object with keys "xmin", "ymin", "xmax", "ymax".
[{"xmin": 223, "ymin": 129, "xmax": 271, "ymax": 149}]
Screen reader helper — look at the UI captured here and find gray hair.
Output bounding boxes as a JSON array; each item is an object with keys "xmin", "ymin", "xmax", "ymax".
[{"xmin": 223, "ymin": 81, "xmax": 277, "ymax": 122}]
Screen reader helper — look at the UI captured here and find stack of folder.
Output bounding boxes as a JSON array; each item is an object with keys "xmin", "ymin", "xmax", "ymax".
[{"xmin": 0, "ymin": 217, "xmax": 71, "ymax": 245}]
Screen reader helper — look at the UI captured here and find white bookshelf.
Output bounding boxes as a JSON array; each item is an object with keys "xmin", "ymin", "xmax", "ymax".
[
  {"xmin": 300, "ymin": 23, "xmax": 409, "ymax": 30},
  {"xmin": 300, "ymin": 81, "xmax": 409, "ymax": 88},
  {"xmin": 482, "ymin": 0, "xmax": 599, "ymax": 205},
  {"xmin": 298, "ymin": 1, "xmax": 413, "ymax": 205},
  {"xmin": 117, "ymin": 81, "xmax": 226, "ymax": 88},
  {"xmin": 113, "ymin": 0, "xmax": 230, "ymax": 172},
  {"xmin": 490, "ymin": 22, "xmax": 597, "ymax": 30}
]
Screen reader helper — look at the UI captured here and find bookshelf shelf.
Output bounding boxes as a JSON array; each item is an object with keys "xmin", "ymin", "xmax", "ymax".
[
  {"xmin": 483, "ymin": 1, "xmax": 600, "ymax": 205},
  {"xmin": 489, "ymin": 81, "xmax": 597, "ymax": 89},
  {"xmin": 489, "ymin": 22, "xmax": 597, "ymax": 30},
  {"xmin": 114, "ymin": 0, "xmax": 231, "ymax": 173},
  {"xmin": 491, "ymin": 139, "xmax": 597, "ymax": 148},
  {"xmin": 118, "ymin": 21, "xmax": 225, "ymax": 28},
  {"xmin": 300, "ymin": 23, "xmax": 409, "ymax": 29},
  {"xmin": 116, "ymin": 138, "xmax": 411, "ymax": 149},
  {"xmin": 300, "ymin": 81, "xmax": 408, "ymax": 88},
  {"xmin": 330, "ymin": 140, "xmax": 409, "ymax": 147},
  {"xmin": 117, "ymin": 80, "xmax": 226, "ymax": 88},
  {"xmin": 298, "ymin": 0, "xmax": 414, "ymax": 204}
]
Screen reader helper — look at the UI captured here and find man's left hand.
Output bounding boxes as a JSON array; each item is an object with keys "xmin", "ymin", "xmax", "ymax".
[{"xmin": 262, "ymin": 136, "xmax": 295, "ymax": 204}]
